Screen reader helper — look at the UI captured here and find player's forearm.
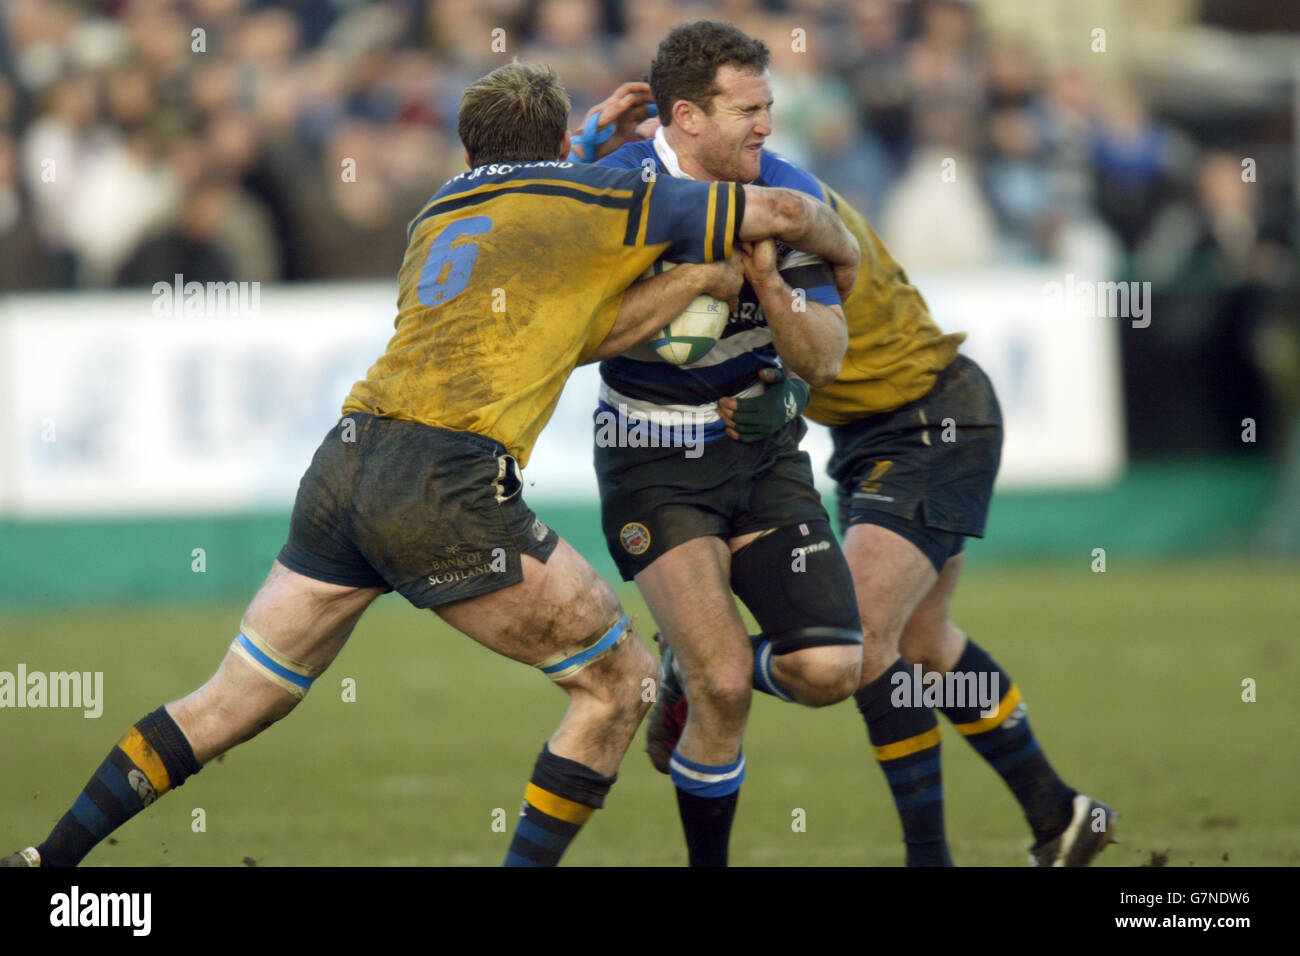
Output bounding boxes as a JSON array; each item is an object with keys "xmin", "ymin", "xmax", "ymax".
[
  {"xmin": 740, "ymin": 187, "xmax": 859, "ymax": 272},
  {"xmin": 584, "ymin": 263, "xmax": 716, "ymax": 364},
  {"xmin": 754, "ymin": 281, "xmax": 845, "ymax": 387}
]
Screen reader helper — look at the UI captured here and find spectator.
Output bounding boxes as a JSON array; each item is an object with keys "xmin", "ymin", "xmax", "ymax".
[{"xmin": 115, "ymin": 178, "xmax": 237, "ymax": 286}]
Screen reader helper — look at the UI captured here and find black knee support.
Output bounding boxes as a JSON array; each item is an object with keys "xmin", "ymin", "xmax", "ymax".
[{"xmin": 730, "ymin": 521, "xmax": 862, "ymax": 653}]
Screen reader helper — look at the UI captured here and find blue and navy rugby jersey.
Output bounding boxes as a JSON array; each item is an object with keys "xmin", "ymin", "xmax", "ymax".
[{"xmin": 595, "ymin": 128, "xmax": 841, "ymax": 443}]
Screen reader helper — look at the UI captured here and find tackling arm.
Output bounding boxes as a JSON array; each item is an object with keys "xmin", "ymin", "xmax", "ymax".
[
  {"xmin": 739, "ymin": 187, "xmax": 859, "ymax": 301},
  {"xmin": 583, "ymin": 256, "xmax": 744, "ymax": 364}
]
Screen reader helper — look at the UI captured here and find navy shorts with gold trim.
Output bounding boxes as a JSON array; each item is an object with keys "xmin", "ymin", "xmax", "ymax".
[
  {"xmin": 827, "ymin": 354, "xmax": 1003, "ymax": 572},
  {"xmin": 595, "ymin": 415, "xmax": 831, "ymax": 581},
  {"xmin": 277, "ymin": 413, "xmax": 559, "ymax": 608}
]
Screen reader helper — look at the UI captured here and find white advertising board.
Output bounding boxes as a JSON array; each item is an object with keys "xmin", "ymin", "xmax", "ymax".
[{"xmin": 0, "ymin": 270, "xmax": 1123, "ymax": 516}]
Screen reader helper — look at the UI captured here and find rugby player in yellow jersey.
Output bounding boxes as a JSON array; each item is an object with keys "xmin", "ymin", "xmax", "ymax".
[
  {"xmin": 2, "ymin": 61, "xmax": 862, "ymax": 869},
  {"xmin": 582, "ymin": 20, "xmax": 1116, "ymax": 867}
]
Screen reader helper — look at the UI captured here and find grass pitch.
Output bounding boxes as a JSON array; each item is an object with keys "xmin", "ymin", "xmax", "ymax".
[{"xmin": 1, "ymin": 560, "xmax": 1296, "ymax": 866}]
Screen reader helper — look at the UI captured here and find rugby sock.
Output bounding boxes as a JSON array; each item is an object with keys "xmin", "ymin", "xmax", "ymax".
[
  {"xmin": 504, "ymin": 744, "xmax": 615, "ymax": 866},
  {"xmin": 670, "ymin": 750, "xmax": 745, "ymax": 867},
  {"xmin": 938, "ymin": 639, "xmax": 1077, "ymax": 845},
  {"xmin": 854, "ymin": 659, "xmax": 952, "ymax": 866},
  {"xmin": 36, "ymin": 706, "xmax": 201, "ymax": 867},
  {"xmin": 749, "ymin": 634, "xmax": 795, "ymax": 702}
]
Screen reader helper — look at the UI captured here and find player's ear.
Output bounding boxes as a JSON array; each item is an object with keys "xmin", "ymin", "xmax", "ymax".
[
  {"xmin": 558, "ymin": 129, "xmax": 572, "ymax": 161},
  {"xmin": 671, "ymin": 99, "xmax": 695, "ymax": 134},
  {"xmin": 463, "ymin": 148, "xmax": 472, "ymax": 169}
]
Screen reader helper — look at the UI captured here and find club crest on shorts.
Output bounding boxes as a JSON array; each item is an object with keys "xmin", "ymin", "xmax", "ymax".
[{"xmin": 620, "ymin": 522, "xmax": 651, "ymax": 555}]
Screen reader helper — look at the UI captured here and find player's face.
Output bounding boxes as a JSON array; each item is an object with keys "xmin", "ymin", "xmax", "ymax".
[{"xmin": 696, "ymin": 66, "xmax": 772, "ymax": 183}]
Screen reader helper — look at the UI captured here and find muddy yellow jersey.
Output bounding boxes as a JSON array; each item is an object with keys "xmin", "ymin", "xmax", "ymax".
[
  {"xmin": 803, "ymin": 183, "xmax": 965, "ymax": 426},
  {"xmin": 343, "ymin": 160, "xmax": 740, "ymax": 466}
]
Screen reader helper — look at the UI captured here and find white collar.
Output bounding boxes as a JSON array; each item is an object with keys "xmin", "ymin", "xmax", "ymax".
[{"xmin": 653, "ymin": 126, "xmax": 692, "ymax": 180}]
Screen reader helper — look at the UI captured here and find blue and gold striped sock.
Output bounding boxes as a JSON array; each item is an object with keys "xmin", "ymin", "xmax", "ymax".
[
  {"xmin": 36, "ymin": 706, "xmax": 201, "ymax": 867},
  {"xmin": 939, "ymin": 639, "xmax": 1076, "ymax": 844},
  {"xmin": 504, "ymin": 745, "xmax": 615, "ymax": 867},
  {"xmin": 854, "ymin": 659, "xmax": 952, "ymax": 866}
]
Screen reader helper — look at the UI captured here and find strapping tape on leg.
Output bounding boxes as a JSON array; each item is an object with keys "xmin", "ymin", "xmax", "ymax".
[
  {"xmin": 536, "ymin": 613, "xmax": 630, "ymax": 682},
  {"xmin": 231, "ymin": 623, "xmax": 324, "ymax": 699}
]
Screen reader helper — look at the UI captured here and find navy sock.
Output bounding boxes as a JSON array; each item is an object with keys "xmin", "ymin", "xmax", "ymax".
[
  {"xmin": 854, "ymin": 659, "xmax": 952, "ymax": 866},
  {"xmin": 669, "ymin": 750, "xmax": 745, "ymax": 867},
  {"xmin": 937, "ymin": 639, "xmax": 1076, "ymax": 844},
  {"xmin": 504, "ymin": 744, "xmax": 615, "ymax": 866},
  {"xmin": 37, "ymin": 706, "xmax": 201, "ymax": 867}
]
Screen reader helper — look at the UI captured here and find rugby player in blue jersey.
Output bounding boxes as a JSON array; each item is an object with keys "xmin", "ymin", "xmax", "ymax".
[
  {"xmin": 574, "ymin": 37, "xmax": 873, "ymax": 867},
  {"xmin": 575, "ymin": 21, "xmax": 1115, "ymax": 867}
]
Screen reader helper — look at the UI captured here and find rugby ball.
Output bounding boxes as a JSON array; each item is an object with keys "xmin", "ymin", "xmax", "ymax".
[{"xmin": 644, "ymin": 260, "xmax": 730, "ymax": 365}]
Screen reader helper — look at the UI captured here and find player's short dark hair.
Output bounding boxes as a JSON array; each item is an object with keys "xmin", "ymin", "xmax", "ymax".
[
  {"xmin": 650, "ymin": 20, "xmax": 771, "ymax": 127},
  {"xmin": 457, "ymin": 61, "xmax": 571, "ymax": 167}
]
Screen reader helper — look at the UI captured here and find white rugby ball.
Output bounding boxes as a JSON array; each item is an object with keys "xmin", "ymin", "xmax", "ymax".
[{"xmin": 643, "ymin": 260, "xmax": 729, "ymax": 365}]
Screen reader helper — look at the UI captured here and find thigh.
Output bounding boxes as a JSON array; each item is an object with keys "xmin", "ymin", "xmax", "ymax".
[
  {"xmin": 729, "ymin": 520, "xmax": 861, "ymax": 642},
  {"xmin": 841, "ymin": 522, "xmax": 939, "ymax": 652},
  {"xmin": 433, "ymin": 537, "xmax": 623, "ymax": 668},
  {"xmin": 634, "ymin": 536, "xmax": 753, "ymax": 694},
  {"xmin": 241, "ymin": 559, "xmax": 386, "ymax": 670}
]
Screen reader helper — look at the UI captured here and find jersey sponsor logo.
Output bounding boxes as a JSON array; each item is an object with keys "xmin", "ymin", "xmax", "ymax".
[
  {"xmin": 531, "ymin": 518, "xmax": 549, "ymax": 542},
  {"xmin": 427, "ymin": 565, "xmax": 495, "ymax": 585},
  {"xmin": 426, "ymin": 546, "xmax": 497, "ymax": 585},
  {"xmin": 620, "ymin": 522, "xmax": 651, "ymax": 555},
  {"xmin": 456, "ymin": 159, "xmax": 574, "ymax": 182}
]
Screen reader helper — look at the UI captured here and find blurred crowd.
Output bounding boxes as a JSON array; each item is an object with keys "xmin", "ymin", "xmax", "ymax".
[
  {"xmin": 0, "ymin": 0, "xmax": 1293, "ymax": 294},
  {"xmin": 3, "ymin": 0, "xmax": 1299, "ymax": 545}
]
